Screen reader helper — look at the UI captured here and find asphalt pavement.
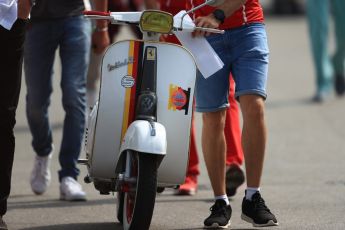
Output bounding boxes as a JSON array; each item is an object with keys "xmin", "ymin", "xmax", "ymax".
[{"xmin": 4, "ymin": 15, "xmax": 345, "ymax": 230}]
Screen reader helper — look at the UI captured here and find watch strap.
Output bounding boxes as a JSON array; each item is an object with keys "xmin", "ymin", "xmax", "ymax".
[{"xmin": 212, "ymin": 9, "xmax": 225, "ymax": 24}]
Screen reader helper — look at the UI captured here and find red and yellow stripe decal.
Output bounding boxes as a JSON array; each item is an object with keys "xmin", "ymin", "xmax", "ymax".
[{"xmin": 121, "ymin": 41, "xmax": 140, "ymax": 140}]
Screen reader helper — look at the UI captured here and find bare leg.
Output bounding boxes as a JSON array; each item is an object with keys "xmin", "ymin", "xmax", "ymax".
[
  {"xmin": 201, "ymin": 110, "xmax": 227, "ymax": 196},
  {"xmin": 239, "ymin": 95, "xmax": 267, "ymax": 188}
]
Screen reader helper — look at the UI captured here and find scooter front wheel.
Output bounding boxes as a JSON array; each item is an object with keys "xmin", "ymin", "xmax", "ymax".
[{"xmin": 122, "ymin": 151, "xmax": 158, "ymax": 230}]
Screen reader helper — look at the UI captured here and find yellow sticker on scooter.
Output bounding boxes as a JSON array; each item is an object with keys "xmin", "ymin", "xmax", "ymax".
[{"xmin": 147, "ymin": 47, "xmax": 156, "ymax": 60}]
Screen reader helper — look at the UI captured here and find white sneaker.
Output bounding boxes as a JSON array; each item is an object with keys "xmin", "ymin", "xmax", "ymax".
[
  {"xmin": 30, "ymin": 151, "xmax": 53, "ymax": 195},
  {"xmin": 60, "ymin": 177, "xmax": 87, "ymax": 201}
]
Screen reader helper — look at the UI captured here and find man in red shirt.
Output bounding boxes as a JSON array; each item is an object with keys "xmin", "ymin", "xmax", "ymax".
[
  {"xmin": 188, "ymin": 0, "xmax": 278, "ymax": 228},
  {"xmin": 146, "ymin": 0, "xmax": 245, "ymax": 198}
]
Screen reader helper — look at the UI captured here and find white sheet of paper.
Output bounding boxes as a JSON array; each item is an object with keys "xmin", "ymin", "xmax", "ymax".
[{"xmin": 173, "ymin": 11, "xmax": 224, "ymax": 79}]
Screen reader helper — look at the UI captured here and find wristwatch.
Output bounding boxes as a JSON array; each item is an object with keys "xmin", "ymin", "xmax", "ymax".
[{"xmin": 212, "ymin": 9, "xmax": 225, "ymax": 24}]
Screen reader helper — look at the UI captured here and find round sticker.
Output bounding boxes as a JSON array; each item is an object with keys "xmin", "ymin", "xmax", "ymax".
[
  {"xmin": 171, "ymin": 88, "xmax": 187, "ymax": 109},
  {"xmin": 121, "ymin": 75, "xmax": 135, "ymax": 88}
]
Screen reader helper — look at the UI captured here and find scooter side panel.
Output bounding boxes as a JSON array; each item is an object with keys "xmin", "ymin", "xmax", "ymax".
[
  {"xmin": 148, "ymin": 42, "xmax": 196, "ymax": 186},
  {"xmin": 90, "ymin": 41, "xmax": 134, "ymax": 178}
]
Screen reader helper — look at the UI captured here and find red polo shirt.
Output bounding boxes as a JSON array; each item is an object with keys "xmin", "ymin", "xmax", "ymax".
[
  {"xmin": 159, "ymin": 0, "xmax": 187, "ymax": 15},
  {"xmin": 187, "ymin": 0, "xmax": 264, "ymax": 30}
]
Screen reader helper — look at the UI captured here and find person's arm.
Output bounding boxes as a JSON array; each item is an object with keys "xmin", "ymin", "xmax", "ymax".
[
  {"xmin": 194, "ymin": 0, "xmax": 246, "ymax": 37},
  {"xmin": 91, "ymin": 0, "xmax": 110, "ymax": 54},
  {"xmin": 17, "ymin": 0, "xmax": 32, "ymax": 19},
  {"xmin": 213, "ymin": 0, "xmax": 246, "ymax": 18},
  {"xmin": 93, "ymin": 0, "xmax": 108, "ymax": 31}
]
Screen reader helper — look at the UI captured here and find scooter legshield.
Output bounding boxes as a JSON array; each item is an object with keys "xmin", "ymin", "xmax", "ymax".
[{"xmin": 89, "ymin": 40, "xmax": 196, "ymax": 186}]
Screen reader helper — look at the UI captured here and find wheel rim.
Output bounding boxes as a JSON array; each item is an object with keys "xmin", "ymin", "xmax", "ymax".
[{"xmin": 126, "ymin": 194, "xmax": 134, "ymax": 223}]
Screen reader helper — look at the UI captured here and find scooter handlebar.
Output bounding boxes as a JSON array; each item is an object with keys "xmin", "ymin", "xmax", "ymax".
[
  {"xmin": 83, "ymin": 10, "xmax": 142, "ymax": 24},
  {"xmin": 83, "ymin": 11, "xmax": 114, "ymax": 21},
  {"xmin": 83, "ymin": 11, "xmax": 224, "ymax": 35},
  {"xmin": 84, "ymin": 10, "xmax": 110, "ymax": 16}
]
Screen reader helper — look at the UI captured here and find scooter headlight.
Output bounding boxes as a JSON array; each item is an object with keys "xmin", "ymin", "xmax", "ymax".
[{"xmin": 140, "ymin": 10, "xmax": 173, "ymax": 34}]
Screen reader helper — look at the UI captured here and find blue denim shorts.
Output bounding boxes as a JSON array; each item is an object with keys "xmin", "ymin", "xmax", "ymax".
[{"xmin": 195, "ymin": 23, "xmax": 269, "ymax": 112}]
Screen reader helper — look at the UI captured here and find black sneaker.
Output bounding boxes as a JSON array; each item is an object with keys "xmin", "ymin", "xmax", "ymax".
[
  {"xmin": 0, "ymin": 216, "xmax": 8, "ymax": 230},
  {"xmin": 204, "ymin": 199, "xmax": 231, "ymax": 229},
  {"xmin": 226, "ymin": 164, "xmax": 245, "ymax": 197},
  {"xmin": 241, "ymin": 192, "xmax": 278, "ymax": 227},
  {"xmin": 335, "ymin": 74, "xmax": 345, "ymax": 96}
]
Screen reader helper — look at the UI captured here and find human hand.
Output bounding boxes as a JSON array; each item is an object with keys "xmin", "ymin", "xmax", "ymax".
[
  {"xmin": 17, "ymin": 0, "xmax": 31, "ymax": 19},
  {"xmin": 193, "ymin": 14, "xmax": 220, "ymax": 37}
]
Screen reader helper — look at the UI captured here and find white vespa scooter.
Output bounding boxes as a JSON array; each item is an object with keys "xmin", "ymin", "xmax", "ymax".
[{"xmin": 80, "ymin": 1, "xmax": 224, "ymax": 229}]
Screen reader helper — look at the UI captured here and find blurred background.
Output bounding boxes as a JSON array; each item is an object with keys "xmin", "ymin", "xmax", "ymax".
[{"xmin": 262, "ymin": 0, "xmax": 306, "ymax": 15}]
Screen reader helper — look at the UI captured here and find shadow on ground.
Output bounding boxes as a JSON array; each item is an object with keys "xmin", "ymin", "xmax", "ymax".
[
  {"xmin": 8, "ymin": 197, "xmax": 116, "ymax": 210},
  {"xmin": 20, "ymin": 222, "xmax": 120, "ymax": 230}
]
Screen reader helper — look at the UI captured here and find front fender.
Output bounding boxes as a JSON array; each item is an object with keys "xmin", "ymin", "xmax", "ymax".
[{"xmin": 120, "ymin": 120, "xmax": 167, "ymax": 155}]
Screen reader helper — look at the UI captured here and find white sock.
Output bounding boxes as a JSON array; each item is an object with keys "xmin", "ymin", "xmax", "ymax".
[
  {"xmin": 215, "ymin": 195, "xmax": 229, "ymax": 205},
  {"xmin": 245, "ymin": 187, "xmax": 260, "ymax": 201}
]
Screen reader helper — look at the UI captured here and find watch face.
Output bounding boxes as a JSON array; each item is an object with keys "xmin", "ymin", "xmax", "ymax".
[{"xmin": 213, "ymin": 9, "xmax": 225, "ymax": 23}]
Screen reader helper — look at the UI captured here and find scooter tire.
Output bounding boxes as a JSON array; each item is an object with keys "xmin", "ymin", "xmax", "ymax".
[
  {"xmin": 122, "ymin": 151, "xmax": 159, "ymax": 230},
  {"xmin": 116, "ymin": 191, "xmax": 124, "ymax": 224}
]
